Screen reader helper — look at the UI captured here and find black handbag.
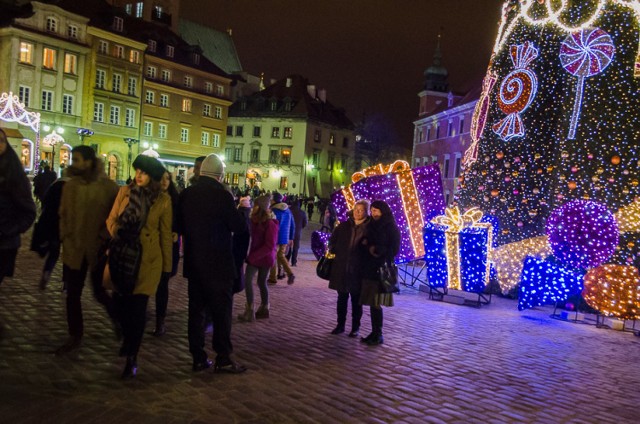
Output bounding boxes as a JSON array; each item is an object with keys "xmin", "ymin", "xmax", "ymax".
[
  {"xmin": 108, "ymin": 235, "xmax": 142, "ymax": 295},
  {"xmin": 378, "ymin": 261, "xmax": 400, "ymax": 294},
  {"xmin": 316, "ymin": 252, "xmax": 335, "ymax": 280}
]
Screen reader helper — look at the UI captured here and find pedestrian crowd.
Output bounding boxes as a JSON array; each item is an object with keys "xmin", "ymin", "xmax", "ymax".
[{"xmin": 0, "ymin": 127, "xmax": 399, "ymax": 380}]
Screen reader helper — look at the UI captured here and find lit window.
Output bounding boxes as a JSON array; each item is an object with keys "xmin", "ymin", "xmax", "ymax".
[
  {"xmin": 180, "ymin": 128, "xmax": 189, "ymax": 143},
  {"xmin": 203, "ymin": 104, "xmax": 211, "ymax": 117},
  {"xmin": 166, "ymin": 45, "xmax": 174, "ymax": 57},
  {"xmin": 184, "ymin": 75, "xmax": 193, "ymax": 88},
  {"xmin": 67, "ymin": 25, "xmax": 78, "ymax": 39},
  {"xmin": 18, "ymin": 86, "xmax": 30, "ymax": 107},
  {"xmin": 42, "ymin": 48, "xmax": 56, "ymax": 69},
  {"xmin": 271, "ymin": 127, "xmax": 280, "ymax": 138},
  {"xmin": 96, "ymin": 69, "xmax": 106, "ymax": 89},
  {"xmin": 114, "ymin": 45, "xmax": 125, "ymax": 59},
  {"xmin": 145, "ymin": 90, "xmax": 155, "ymax": 104},
  {"xmin": 135, "ymin": 2, "xmax": 143, "ymax": 18},
  {"xmin": 160, "ymin": 94, "xmax": 169, "ymax": 108},
  {"xmin": 110, "ymin": 105, "xmax": 120, "ymax": 125},
  {"xmin": 281, "ymin": 149, "xmax": 291, "ymax": 165},
  {"xmin": 94, "ymin": 102, "xmax": 104, "ymax": 122},
  {"xmin": 19, "ymin": 42, "xmax": 33, "ymax": 64},
  {"xmin": 129, "ymin": 50, "xmax": 140, "ymax": 64},
  {"xmin": 329, "ymin": 134, "xmax": 335, "ymax": 145},
  {"xmin": 46, "ymin": 17, "xmax": 57, "ymax": 33},
  {"xmin": 62, "ymin": 94, "xmax": 73, "ymax": 115},
  {"xmin": 158, "ymin": 124, "xmax": 167, "ymax": 139},
  {"xmin": 125, "ymin": 109, "xmax": 135, "ymax": 127},
  {"xmin": 182, "ymin": 98, "xmax": 192, "ymax": 112},
  {"xmin": 214, "ymin": 106, "xmax": 222, "ymax": 119},
  {"xmin": 161, "ymin": 69, "xmax": 171, "ymax": 82},
  {"xmin": 213, "ymin": 133, "xmax": 220, "ymax": 148},
  {"xmin": 98, "ymin": 40, "xmax": 108, "ymax": 54},
  {"xmin": 279, "ymin": 176, "xmax": 288, "ymax": 190},
  {"xmin": 143, "ymin": 121, "xmax": 153, "ymax": 136},
  {"xmin": 283, "ymin": 127, "xmax": 292, "ymax": 139},
  {"xmin": 233, "ymin": 174, "xmax": 239, "ymax": 185},
  {"xmin": 201, "ymin": 131, "xmax": 210, "ymax": 146},
  {"xmin": 112, "ymin": 73, "xmax": 122, "ymax": 93},
  {"xmin": 128, "ymin": 77, "xmax": 137, "ymax": 96},
  {"xmin": 64, "ymin": 53, "xmax": 77, "ymax": 74}
]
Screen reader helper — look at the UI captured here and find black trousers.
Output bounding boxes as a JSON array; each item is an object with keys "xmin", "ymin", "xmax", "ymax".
[
  {"xmin": 337, "ymin": 290, "xmax": 363, "ymax": 330},
  {"xmin": 155, "ymin": 272, "xmax": 171, "ymax": 322},
  {"xmin": 43, "ymin": 240, "xmax": 61, "ymax": 273},
  {"xmin": 115, "ymin": 293, "xmax": 149, "ymax": 357},
  {"xmin": 188, "ymin": 278, "xmax": 233, "ymax": 363},
  {"xmin": 64, "ymin": 258, "xmax": 116, "ymax": 338}
]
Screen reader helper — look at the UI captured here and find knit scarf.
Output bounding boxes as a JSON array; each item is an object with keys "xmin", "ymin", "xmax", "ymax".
[{"xmin": 116, "ymin": 185, "xmax": 155, "ymax": 240}]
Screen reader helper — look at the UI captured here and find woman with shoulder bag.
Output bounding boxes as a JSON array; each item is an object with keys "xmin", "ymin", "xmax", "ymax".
[
  {"xmin": 106, "ymin": 155, "xmax": 172, "ymax": 379},
  {"xmin": 359, "ymin": 200, "xmax": 400, "ymax": 346},
  {"xmin": 327, "ymin": 199, "xmax": 370, "ymax": 337}
]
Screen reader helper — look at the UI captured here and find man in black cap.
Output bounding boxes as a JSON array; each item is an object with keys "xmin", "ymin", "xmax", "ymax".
[{"xmin": 178, "ymin": 154, "xmax": 248, "ymax": 373}]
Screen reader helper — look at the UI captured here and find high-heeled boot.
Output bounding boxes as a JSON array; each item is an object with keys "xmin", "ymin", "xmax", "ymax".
[
  {"xmin": 122, "ymin": 355, "xmax": 137, "ymax": 379},
  {"xmin": 152, "ymin": 318, "xmax": 166, "ymax": 336},
  {"xmin": 366, "ymin": 307, "xmax": 384, "ymax": 346},
  {"xmin": 237, "ymin": 303, "xmax": 255, "ymax": 322},
  {"xmin": 255, "ymin": 303, "xmax": 270, "ymax": 319}
]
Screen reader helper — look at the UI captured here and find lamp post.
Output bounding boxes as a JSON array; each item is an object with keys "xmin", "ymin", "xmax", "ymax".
[
  {"xmin": 42, "ymin": 125, "xmax": 65, "ymax": 172},
  {"xmin": 77, "ymin": 128, "xmax": 94, "ymax": 145},
  {"xmin": 123, "ymin": 137, "xmax": 139, "ymax": 179}
]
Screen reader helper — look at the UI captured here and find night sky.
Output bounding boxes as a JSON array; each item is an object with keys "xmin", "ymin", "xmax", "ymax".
[{"xmin": 181, "ymin": 0, "xmax": 504, "ymax": 149}]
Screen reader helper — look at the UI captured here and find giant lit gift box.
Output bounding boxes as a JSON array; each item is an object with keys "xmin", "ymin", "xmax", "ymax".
[
  {"xmin": 423, "ymin": 207, "xmax": 494, "ymax": 293},
  {"xmin": 330, "ymin": 161, "xmax": 445, "ymax": 263}
]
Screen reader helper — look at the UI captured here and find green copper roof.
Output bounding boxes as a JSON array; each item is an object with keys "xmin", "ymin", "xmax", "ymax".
[{"xmin": 178, "ymin": 19, "xmax": 242, "ymax": 74}]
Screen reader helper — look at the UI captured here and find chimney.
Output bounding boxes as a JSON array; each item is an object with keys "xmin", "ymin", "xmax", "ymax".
[
  {"xmin": 318, "ymin": 88, "xmax": 327, "ymax": 103},
  {"xmin": 286, "ymin": 77, "xmax": 292, "ymax": 88},
  {"xmin": 307, "ymin": 84, "xmax": 316, "ymax": 98}
]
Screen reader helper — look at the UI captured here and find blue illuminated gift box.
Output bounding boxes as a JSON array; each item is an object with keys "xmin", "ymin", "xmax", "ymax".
[
  {"xmin": 517, "ymin": 256, "xmax": 584, "ymax": 311},
  {"xmin": 423, "ymin": 207, "xmax": 494, "ymax": 293}
]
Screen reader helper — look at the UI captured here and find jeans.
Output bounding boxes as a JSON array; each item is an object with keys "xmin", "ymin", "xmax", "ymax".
[
  {"xmin": 244, "ymin": 264, "xmax": 269, "ymax": 305},
  {"xmin": 269, "ymin": 244, "xmax": 293, "ymax": 281}
]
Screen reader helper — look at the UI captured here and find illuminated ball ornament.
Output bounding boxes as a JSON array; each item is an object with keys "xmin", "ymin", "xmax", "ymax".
[
  {"xmin": 583, "ymin": 265, "xmax": 640, "ymax": 319},
  {"xmin": 611, "ymin": 155, "xmax": 621, "ymax": 165},
  {"xmin": 546, "ymin": 200, "xmax": 619, "ymax": 269}
]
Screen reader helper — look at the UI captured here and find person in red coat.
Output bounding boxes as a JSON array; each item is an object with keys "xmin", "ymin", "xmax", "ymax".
[{"xmin": 238, "ymin": 195, "xmax": 279, "ymax": 321}]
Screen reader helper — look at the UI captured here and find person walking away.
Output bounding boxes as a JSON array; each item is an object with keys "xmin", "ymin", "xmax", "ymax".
[
  {"xmin": 178, "ymin": 153, "xmax": 248, "ymax": 373},
  {"xmin": 306, "ymin": 200, "xmax": 314, "ymax": 222},
  {"xmin": 188, "ymin": 156, "xmax": 205, "ymax": 186},
  {"xmin": 152, "ymin": 171, "xmax": 181, "ymax": 337},
  {"xmin": 328, "ymin": 200, "xmax": 370, "ymax": 337},
  {"xmin": 56, "ymin": 145, "xmax": 119, "ymax": 355},
  {"xmin": 106, "ymin": 155, "xmax": 172, "ymax": 378},
  {"xmin": 0, "ymin": 128, "xmax": 36, "ymax": 290},
  {"xmin": 268, "ymin": 192, "xmax": 295, "ymax": 285},
  {"xmin": 287, "ymin": 199, "xmax": 308, "ymax": 266},
  {"xmin": 232, "ymin": 196, "xmax": 251, "ymax": 297},
  {"xmin": 31, "ymin": 169, "xmax": 70, "ymax": 290},
  {"xmin": 33, "ymin": 165, "xmax": 57, "ymax": 205},
  {"xmin": 238, "ymin": 195, "xmax": 278, "ymax": 322},
  {"xmin": 360, "ymin": 200, "xmax": 400, "ymax": 346}
]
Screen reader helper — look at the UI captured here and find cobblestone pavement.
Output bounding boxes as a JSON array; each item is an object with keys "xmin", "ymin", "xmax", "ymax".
[{"xmin": 1, "ymin": 221, "xmax": 640, "ymax": 424}]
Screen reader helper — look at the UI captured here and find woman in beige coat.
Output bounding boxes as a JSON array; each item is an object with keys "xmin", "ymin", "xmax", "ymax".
[{"xmin": 106, "ymin": 155, "xmax": 172, "ymax": 379}]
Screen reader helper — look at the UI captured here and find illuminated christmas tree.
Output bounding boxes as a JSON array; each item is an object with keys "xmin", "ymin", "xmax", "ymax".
[{"xmin": 457, "ymin": 0, "xmax": 640, "ymax": 272}]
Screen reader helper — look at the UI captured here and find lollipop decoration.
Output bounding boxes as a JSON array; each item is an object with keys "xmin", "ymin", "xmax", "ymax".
[
  {"xmin": 492, "ymin": 42, "xmax": 539, "ymax": 141},
  {"xmin": 559, "ymin": 28, "xmax": 615, "ymax": 139}
]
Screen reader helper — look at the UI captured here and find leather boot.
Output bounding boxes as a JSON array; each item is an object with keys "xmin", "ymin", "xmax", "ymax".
[
  {"xmin": 255, "ymin": 303, "xmax": 270, "ymax": 319},
  {"xmin": 122, "ymin": 355, "xmax": 137, "ymax": 379},
  {"xmin": 152, "ymin": 319, "xmax": 166, "ymax": 337},
  {"xmin": 237, "ymin": 303, "xmax": 255, "ymax": 322}
]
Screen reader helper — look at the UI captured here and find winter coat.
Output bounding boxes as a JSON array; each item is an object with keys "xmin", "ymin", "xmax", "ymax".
[
  {"xmin": 33, "ymin": 169, "xmax": 57, "ymax": 201},
  {"xmin": 246, "ymin": 219, "xmax": 279, "ymax": 268},
  {"xmin": 59, "ymin": 167, "xmax": 118, "ymax": 270},
  {"xmin": 272, "ymin": 202, "xmax": 295, "ymax": 245},
  {"xmin": 290, "ymin": 203, "xmax": 308, "ymax": 242},
  {"xmin": 0, "ymin": 169, "xmax": 35, "ymax": 250},
  {"xmin": 30, "ymin": 178, "xmax": 67, "ymax": 256},
  {"xmin": 178, "ymin": 177, "xmax": 248, "ymax": 285},
  {"xmin": 106, "ymin": 185, "xmax": 173, "ymax": 296},
  {"xmin": 232, "ymin": 206, "xmax": 251, "ymax": 293},
  {"xmin": 328, "ymin": 217, "xmax": 370, "ymax": 293},
  {"xmin": 361, "ymin": 216, "xmax": 401, "ymax": 281}
]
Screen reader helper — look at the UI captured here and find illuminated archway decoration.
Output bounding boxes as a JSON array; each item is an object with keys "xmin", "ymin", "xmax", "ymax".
[
  {"xmin": 0, "ymin": 91, "xmax": 40, "ymax": 171},
  {"xmin": 492, "ymin": 42, "xmax": 539, "ymax": 141}
]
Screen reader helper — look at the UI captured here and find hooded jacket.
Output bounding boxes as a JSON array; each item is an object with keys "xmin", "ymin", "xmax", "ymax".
[{"xmin": 271, "ymin": 202, "xmax": 295, "ymax": 245}]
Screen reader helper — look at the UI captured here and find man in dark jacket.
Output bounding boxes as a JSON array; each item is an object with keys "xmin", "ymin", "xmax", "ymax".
[
  {"xmin": 178, "ymin": 154, "xmax": 248, "ymax": 373},
  {"xmin": 33, "ymin": 165, "xmax": 57, "ymax": 204},
  {"xmin": 287, "ymin": 199, "xmax": 308, "ymax": 266}
]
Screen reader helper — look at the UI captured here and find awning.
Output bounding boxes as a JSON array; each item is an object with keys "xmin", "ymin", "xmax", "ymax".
[
  {"xmin": 157, "ymin": 153, "xmax": 198, "ymax": 166},
  {"xmin": 0, "ymin": 127, "xmax": 25, "ymax": 138}
]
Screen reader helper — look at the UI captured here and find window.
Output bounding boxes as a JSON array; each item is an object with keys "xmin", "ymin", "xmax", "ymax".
[
  {"xmin": 166, "ymin": 45, "xmax": 174, "ymax": 58},
  {"xmin": 281, "ymin": 148, "xmax": 291, "ymax": 165},
  {"xmin": 213, "ymin": 133, "xmax": 220, "ymax": 148},
  {"xmin": 180, "ymin": 128, "xmax": 189, "ymax": 143},
  {"xmin": 431, "ymin": 155, "xmax": 437, "ymax": 164},
  {"xmin": 98, "ymin": 40, "xmax": 108, "ymax": 54},
  {"xmin": 216, "ymin": 84, "xmax": 224, "ymax": 96},
  {"xmin": 226, "ymin": 126, "xmax": 233, "ymax": 136},
  {"xmin": 181, "ymin": 98, "xmax": 192, "ymax": 112},
  {"xmin": 94, "ymin": 102, "xmax": 104, "ymax": 122},
  {"xmin": 329, "ymin": 133, "xmax": 335, "ymax": 145},
  {"xmin": 448, "ymin": 121, "xmax": 453, "ymax": 137},
  {"xmin": 253, "ymin": 126, "xmax": 261, "ymax": 137},
  {"xmin": 110, "ymin": 105, "xmax": 120, "ymax": 125},
  {"xmin": 129, "ymin": 50, "xmax": 140, "ymax": 64},
  {"xmin": 135, "ymin": 2, "xmax": 143, "ymax": 18},
  {"xmin": 205, "ymin": 82, "xmax": 213, "ymax": 93},
  {"xmin": 342, "ymin": 137, "xmax": 349, "ymax": 148},
  {"xmin": 234, "ymin": 147, "xmax": 242, "ymax": 162},
  {"xmin": 158, "ymin": 123, "xmax": 167, "ymax": 139},
  {"xmin": 41, "ymin": 90, "xmax": 53, "ymax": 111},
  {"xmin": 203, "ymin": 104, "xmax": 211, "ymax": 117},
  {"xmin": 62, "ymin": 94, "xmax": 73, "ymax": 115},
  {"xmin": 143, "ymin": 121, "xmax": 153, "ymax": 136},
  {"xmin": 125, "ymin": 4, "xmax": 132, "ymax": 15},
  {"xmin": 201, "ymin": 131, "xmax": 210, "ymax": 146},
  {"xmin": 125, "ymin": 108, "xmax": 135, "ymax": 127},
  {"xmin": 271, "ymin": 127, "xmax": 280, "ymax": 138},
  {"xmin": 64, "ymin": 53, "xmax": 77, "ymax": 74},
  {"xmin": 233, "ymin": 174, "xmax": 239, "ymax": 185},
  {"xmin": 160, "ymin": 94, "xmax": 169, "ymax": 107},
  {"xmin": 114, "ymin": 45, "xmax": 125, "ymax": 59},
  {"xmin": 67, "ymin": 25, "xmax": 78, "ymax": 39},
  {"xmin": 19, "ymin": 42, "xmax": 33, "ymax": 64},
  {"xmin": 459, "ymin": 117, "xmax": 465, "ymax": 134},
  {"xmin": 250, "ymin": 148, "xmax": 259, "ymax": 162},
  {"xmin": 444, "ymin": 155, "xmax": 450, "ymax": 178},
  {"xmin": 113, "ymin": 17, "xmax": 124, "ymax": 32},
  {"xmin": 312, "ymin": 151, "xmax": 320, "ymax": 167},
  {"xmin": 46, "ymin": 17, "xmax": 57, "ymax": 33},
  {"xmin": 146, "ymin": 66, "xmax": 157, "ymax": 79},
  {"xmin": 426, "ymin": 127, "xmax": 431, "ymax": 141},
  {"xmin": 279, "ymin": 176, "xmax": 288, "ymax": 190},
  {"xmin": 327, "ymin": 152, "xmax": 335, "ymax": 170},
  {"xmin": 193, "ymin": 53, "xmax": 200, "ymax": 65},
  {"xmin": 128, "ymin": 77, "xmax": 137, "ymax": 96},
  {"xmin": 445, "ymin": 191, "xmax": 451, "ymax": 205},
  {"xmin": 214, "ymin": 106, "xmax": 222, "ymax": 119},
  {"xmin": 454, "ymin": 155, "xmax": 462, "ymax": 178},
  {"xmin": 415, "ymin": 158, "xmax": 421, "ymax": 167},
  {"xmin": 223, "ymin": 174, "xmax": 230, "ymax": 185},
  {"xmin": 225, "ymin": 147, "xmax": 232, "ymax": 160},
  {"xmin": 436, "ymin": 124, "xmax": 441, "ymax": 139},
  {"xmin": 42, "ymin": 48, "xmax": 56, "ymax": 69},
  {"xmin": 269, "ymin": 149, "xmax": 279, "ymax": 164},
  {"xmin": 270, "ymin": 100, "xmax": 277, "ymax": 111},
  {"xmin": 148, "ymin": 39, "xmax": 156, "ymax": 52},
  {"xmin": 96, "ymin": 69, "xmax": 106, "ymax": 89},
  {"xmin": 235, "ymin": 126, "xmax": 244, "ymax": 137},
  {"xmin": 18, "ymin": 86, "xmax": 30, "ymax": 107},
  {"xmin": 145, "ymin": 90, "xmax": 155, "ymax": 104},
  {"xmin": 184, "ymin": 75, "xmax": 193, "ymax": 88},
  {"xmin": 284, "ymin": 101, "xmax": 292, "ymax": 112},
  {"xmin": 112, "ymin": 73, "xmax": 122, "ymax": 93},
  {"xmin": 161, "ymin": 69, "xmax": 171, "ymax": 82},
  {"xmin": 283, "ymin": 127, "xmax": 292, "ymax": 139}
]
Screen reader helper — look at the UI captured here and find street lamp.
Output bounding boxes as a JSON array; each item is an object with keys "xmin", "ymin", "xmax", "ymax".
[
  {"xmin": 77, "ymin": 128, "xmax": 94, "ymax": 145},
  {"xmin": 42, "ymin": 126, "xmax": 64, "ymax": 171},
  {"xmin": 123, "ymin": 137, "xmax": 139, "ymax": 179}
]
